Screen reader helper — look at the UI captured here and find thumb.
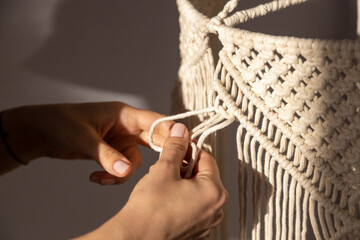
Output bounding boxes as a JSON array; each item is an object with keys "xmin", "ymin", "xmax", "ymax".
[
  {"xmin": 154, "ymin": 123, "xmax": 189, "ymax": 179},
  {"xmin": 97, "ymin": 139, "xmax": 132, "ymax": 177},
  {"xmin": 84, "ymin": 131, "xmax": 132, "ymax": 178}
]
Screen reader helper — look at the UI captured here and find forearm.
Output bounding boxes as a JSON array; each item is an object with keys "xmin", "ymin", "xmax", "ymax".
[
  {"xmin": 73, "ymin": 212, "xmax": 136, "ymax": 240},
  {"xmin": 73, "ymin": 205, "xmax": 163, "ymax": 240},
  {"xmin": 73, "ymin": 223, "xmax": 128, "ymax": 240}
]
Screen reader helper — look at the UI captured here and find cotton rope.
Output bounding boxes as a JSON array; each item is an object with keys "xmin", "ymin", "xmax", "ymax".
[
  {"xmin": 150, "ymin": 0, "xmax": 360, "ymax": 239},
  {"xmin": 149, "ymin": 107, "xmax": 235, "ymax": 178}
]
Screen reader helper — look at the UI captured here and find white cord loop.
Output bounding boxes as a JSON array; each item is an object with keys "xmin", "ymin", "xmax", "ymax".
[{"xmin": 149, "ymin": 107, "xmax": 235, "ymax": 178}]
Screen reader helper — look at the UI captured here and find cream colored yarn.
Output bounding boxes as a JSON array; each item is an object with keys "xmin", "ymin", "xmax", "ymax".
[{"xmin": 150, "ymin": 0, "xmax": 360, "ymax": 239}]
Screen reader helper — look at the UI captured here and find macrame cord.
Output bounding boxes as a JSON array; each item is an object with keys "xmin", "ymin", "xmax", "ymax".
[
  {"xmin": 150, "ymin": 0, "xmax": 360, "ymax": 238},
  {"xmin": 149, "ymin": 107, "xmax": 235, "ymax": 179}
]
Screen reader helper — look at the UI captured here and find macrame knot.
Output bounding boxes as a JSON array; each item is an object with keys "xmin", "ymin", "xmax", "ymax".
[
  {"xmin": 206, "ymin": 17, "xmax": 222, "ymax": 34},
  {"xmin": 149, "ymin": 107, "xmax": 235, "ymax": 178}
]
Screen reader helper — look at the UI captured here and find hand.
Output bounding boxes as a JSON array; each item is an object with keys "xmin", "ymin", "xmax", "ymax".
[
  {"xmin": 85, "ymin": 123, "xmax": 228, "ymax": 239},
  {"xmin": 2, "ymin": 102, "xmax": 172, "ymax": 184}
]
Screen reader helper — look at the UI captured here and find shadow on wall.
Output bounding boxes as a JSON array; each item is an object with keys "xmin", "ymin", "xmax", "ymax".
[{"xmin": 24, "ymin": 0, "xmax": 179, "ymax": 113}]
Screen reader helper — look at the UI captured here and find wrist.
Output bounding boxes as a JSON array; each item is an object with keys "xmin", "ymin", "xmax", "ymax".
[
  {"xmin": 73, "ymin": 218, "xmax": 130, "ymax": 240},
  {"xmin": 0, "ymin": 111, "xmax": 27, "ymax": 165},
  {"xmin": 109, "ymin": 203, "xmax": 167, "ymax": 240},
  {"xmin": 78, "ymin": 208, "xmax": 144, "ymax": 240},
  {"xmin": 1, "ymin": 106, "xmax": 45, "ymax": 163},
  {"xmin": 73, "ymin": 202, "xmax": 167, "ymax": 240}
]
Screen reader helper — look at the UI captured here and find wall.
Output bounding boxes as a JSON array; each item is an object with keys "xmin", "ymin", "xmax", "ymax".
[
  {"xmin": 0, "ymin": 0, "xmax": 179, "ymax": 239},
  {"xmin": 0, "ymin": 0, "xmax": 356, "ymax": 239}
]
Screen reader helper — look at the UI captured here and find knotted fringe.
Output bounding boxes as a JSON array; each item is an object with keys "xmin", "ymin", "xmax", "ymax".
[
  {"xmin": 237, "ymin": 125, "xmax": 313, "ymax": 240},
  {"xmin": 233, "ymin": 91, "xmax": 359, "ymax": 239},
  {"xmin": 215, "ymin": 50, "xmax": 359, "ymax": 239},
  {"xmin": 174, "ymin": 0, "xmax": 360, "ymax": 239}
]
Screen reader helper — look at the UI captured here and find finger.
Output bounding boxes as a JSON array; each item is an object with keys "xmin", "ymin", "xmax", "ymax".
[
  {"xmin": 153, "ymin": 123, "xmax": 189, "ymax": 179},
  {"xmin": 196, "ymin": 229, "xmax": 212, "ymax": 240},
  {"xmin": 138, "ymin": 127, "xmax": 170, "ymax": 148},
  {"xmin": 195, "ymin": 210, "xmax": 224, "ymax": 239},
  {"xmin": 90, "ymin": 145, "xmax": 143, "ymax": 185},
  {"xmin": 120, "ymin": 105, "xmax": 173, "ymax": 145},
  {"xmin": 122, "ymin": 145, "xmax": 142, "ymax": 171},
  {"xmin": 84, "ymin": 131, "xmax": 132, "ymax": 178},
  {"xmin": 90, "ymin": 171, "xmax": 129, "ymax": 185},
  {"xmin": 109, "ymin": 142, "xmax": 143, "ymax": 170},
  {"xmin": 133, "ymin": 108, "xmax": 173, "ymax": 140},
  {"xmin": 98, "ymin": 139, "xmax": 133, "ymax": 177},
  {"xmin": 120, "ymin": 145, "xmax": 142, "ymax": 179},
  {"xmin": 193, "ymin": 150, "xmax": 220, "ymax": 178},
  {"xmin": 211, "ymin": 209, "xmax": 224, "ymax": 228}
]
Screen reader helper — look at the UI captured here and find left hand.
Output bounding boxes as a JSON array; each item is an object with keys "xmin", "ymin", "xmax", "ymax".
[{"xmin": 2, "ymin": 102, "xmax": 172, "ymax": 184}]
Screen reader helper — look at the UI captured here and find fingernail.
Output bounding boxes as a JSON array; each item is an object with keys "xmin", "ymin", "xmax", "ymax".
[
  {"xmin": 90, "ymin": 175, "xmax": 100, "ymax": 183},
  {"xmin": 101, "ymin": 178, "xmax": 116, "ymax": 185},
  {"xmin": 170, "ymin": 123, "xmax": 186, "ymax": 138},
  {"xmin": 113, "ymin": 160, "xmax": 130, "ymax": 175}
]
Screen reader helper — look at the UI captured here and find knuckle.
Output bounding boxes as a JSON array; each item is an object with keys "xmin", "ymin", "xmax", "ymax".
[
  {"xmin": 131, "ymin": 156, "xmax": 142, "ymax": 170},
  {"xmin": 206, "ymin": 184, "xmax": 228, "ymax": 208},
  {"xmin": 198, "ymin": 229, "xmax": 212, "ymax": 239},
  {"xmin": 222, "ymin": 188, "xmax": 229, "ymax": 203},
  {"xmin": 156, "ymin": 158, "xmax": 176, "ymax": 171},
  {"xmin": 207, "ymin": 210, "xmax": 224, "ymax": 230},
  {"xmin": 137, "ymin": 157, "xmax": 143, "ymax": 167},
  {"xmin": 157, "ymin": 158, "xmax": 173, "ymax": 167},
  {"xmin": 213, "ymin": 211, "xmax": 224, "ymax": 227},
  {"xmin": 163, "ymin": 140, "xmax": 187, "ymax": 153},
  {"xmin": 102, "ymin": 147, "xmax": 116, "ymax": 160}
]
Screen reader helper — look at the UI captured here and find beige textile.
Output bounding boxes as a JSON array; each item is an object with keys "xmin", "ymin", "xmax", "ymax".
[{"xmin": 151, "ymin": 0, "xmax": 360, "ymax": 239}]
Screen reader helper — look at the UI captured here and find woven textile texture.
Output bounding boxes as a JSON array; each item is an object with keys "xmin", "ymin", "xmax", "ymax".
[{"xmin": 168, "ymin": 0, "xmax": 360, "ymax": 239}]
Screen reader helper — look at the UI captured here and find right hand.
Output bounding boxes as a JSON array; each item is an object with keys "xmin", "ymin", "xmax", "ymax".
[{"xmin": 90, "ymin": 123, "xmax": 228, "ymax": 239}]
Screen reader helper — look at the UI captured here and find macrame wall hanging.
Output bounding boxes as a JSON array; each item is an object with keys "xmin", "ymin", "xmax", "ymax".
[{"xmin": 150, "ymin": 0, "xmax": 360, "ymax": 239}]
